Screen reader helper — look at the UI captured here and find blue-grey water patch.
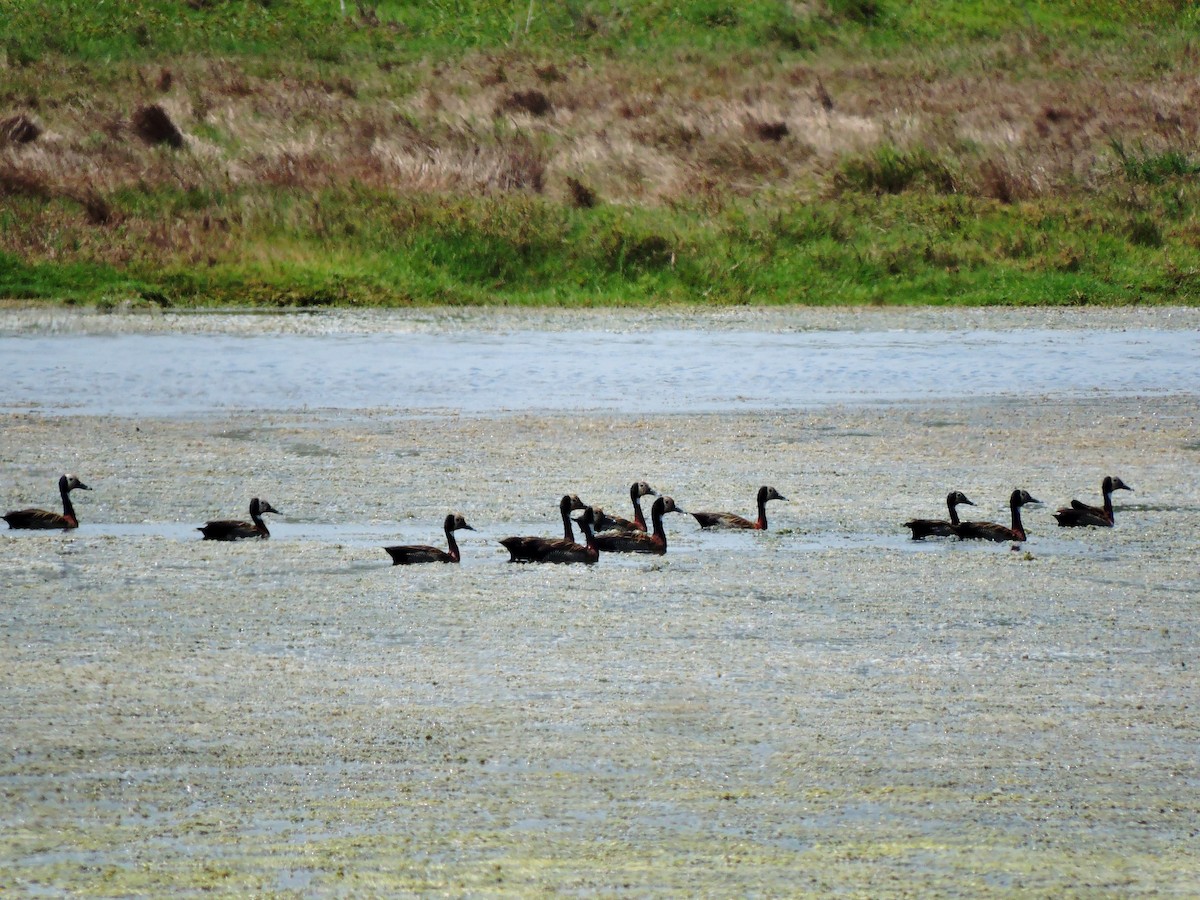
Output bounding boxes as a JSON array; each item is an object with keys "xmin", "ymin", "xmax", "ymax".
[{"xmin": 2, "ymin": 323, "xmax": 1197, "ymax": 417}]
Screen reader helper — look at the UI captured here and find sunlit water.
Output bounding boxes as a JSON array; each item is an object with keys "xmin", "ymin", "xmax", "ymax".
[{"xmin": 2, "ymin": 319, "xmax": 1197, "ymax": 416}]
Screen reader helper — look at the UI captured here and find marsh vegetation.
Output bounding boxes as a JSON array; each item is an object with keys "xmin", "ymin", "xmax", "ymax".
[{"xmin": 2, "ymin": 1, "xmax": 1199, "ymax": 306}]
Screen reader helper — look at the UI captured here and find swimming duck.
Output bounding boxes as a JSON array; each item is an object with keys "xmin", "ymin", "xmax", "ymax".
[
  {"xmin": 499, "ymin": 494, "xmax": 590, "ymax": 563},
  {"xmin": 594, "ymin": 481, "xmax": 658, "ymax": 533},
  {"xmin": 198, "ymin": 497, "xmax": 280, "ymax": 541},
  {"xmin": 500, "ymin": 501, "xmax": 599, "ymax": 564},
  {"xmin": 953, "ymin": 489, "xmax": 1038, "ymax": 542},
  {"xmin": 904, "ymin": 490, "xmax": 975, "ymax": 540},
  {"xmin": 690, "ymin": 485, "xmax": 786, "ymax": 530},
  {"xmin": 595, "ymin": 496, "xmax": 684, "ymax": 554},
  {"xmin": 1053, "ymin": 476, "xmax": 1132, "ymax": 528},
  {"xmin": 384, "ymin": 513, "xmax": 474, "ymax": 564},
  {"xmin": 3, "ymin": 474, "xmax": 91, "ymax": 530}
]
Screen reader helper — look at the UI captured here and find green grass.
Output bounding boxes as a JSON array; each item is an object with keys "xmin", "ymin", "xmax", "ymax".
[
  {"xmin": 3, "ymin": 1, "xmax": 1195, "ymax": 62},
  {"xmin": 2, "ymin": 0, "xmax": 1199, "ymax": 307}
]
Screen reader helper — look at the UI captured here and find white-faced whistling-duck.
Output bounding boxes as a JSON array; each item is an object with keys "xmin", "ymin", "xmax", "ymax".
[
  {"xmin": 953, "ymin": 489, "xmax": 1038, "ymax": 542},
  {"xmin": 3, "ymin": 474, "xmax": 91, "ymax": 530},
  {"xmin": 594, "ymin": 481, "xmax": 658, "ymax": 533},
  {"xmin": 904, "ymin": 490, "xmax": 975, "ymax": 540},
  {"xmin": 1053, "ymin": 476, "xmax": 1132, "ymax": 528},
  {"xmin": 499, "ymin": 494, "xmax": 590, "ymax": 563},
  {"xmin": 595, "ymin": 495, "xmax": 684, "ymax": 555},
  {"xmin": 690, "ymin": 485, "xmax": 786, "ymax": 530},
  {"xmin": 384, "ymin": 513, "xmax": 474, "ymax": 564},
  {"xmin": 198, "ymin": 497, "xmax": 280, "ymax": 541}
]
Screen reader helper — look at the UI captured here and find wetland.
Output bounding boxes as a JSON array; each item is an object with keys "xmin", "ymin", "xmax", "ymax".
[{"xmin": 2, "ymin": 307, "xmax": 1199, "ymax": 895}]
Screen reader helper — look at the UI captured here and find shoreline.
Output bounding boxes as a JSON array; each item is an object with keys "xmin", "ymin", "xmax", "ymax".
[{"xmin": 3, "ymin": 304, "xmax": 1200, "ymax": 337}]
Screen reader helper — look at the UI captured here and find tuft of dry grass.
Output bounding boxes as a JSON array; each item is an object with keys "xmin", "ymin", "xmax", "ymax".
[
  {"xmin": 747, "ymin": 119, "xmax": 790, "ymax": 142},
  {"xmin": 499, "ymin": 89, "xmax": 553, "ymax": 118},
  {"xmin": 0, "ymin": 168, "xmax": 53, "ymax": 200},
  {"xmin": 565, "ymin": 176, "xmax": 597, "ymax": 208},
  {"xmin": 78, "ymin": 190, "xmax": 116, "ymax": 227},
  {"xmin": 131, "ymin": 104, "xmax": 185, "ymax": 148},
  {"xmin": 1, "ymin": 114, "xmax": 42, "ymax": 145}
]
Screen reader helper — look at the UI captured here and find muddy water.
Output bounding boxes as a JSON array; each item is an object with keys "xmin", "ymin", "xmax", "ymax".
[{"xmin": 2, "ymin": 308, "xmax": 1198, "ymax": 895}]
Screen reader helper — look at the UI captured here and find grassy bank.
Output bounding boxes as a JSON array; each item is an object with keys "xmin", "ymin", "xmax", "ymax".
[{"xmin": 2, "ymin": 0, "xmax": 1199, "ymax": 307}]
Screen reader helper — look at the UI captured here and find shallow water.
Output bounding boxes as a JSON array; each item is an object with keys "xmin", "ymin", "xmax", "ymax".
[
  {"xmin": 2, "ymin": 308, "xmax": 1199, "ymax": 895},
  {"xmin": 1, "ymin": 308, "xmax": 1198, "ymax": 416}
]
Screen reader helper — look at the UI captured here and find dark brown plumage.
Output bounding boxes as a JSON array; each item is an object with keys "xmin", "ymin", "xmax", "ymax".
[
  {"xmin": 384, "ymin": 513, "xmax": 474, "ymax": 564},
  {"xmin": 499, "ymin": 494, "xmax": 591, "ymax": 563},
  {"xmin": 198, "ymin": 497, "xmax": 280, "ymax": 541},
  {"xmin": 691, "ymin": 485, "xmax": 786, "ymax": 530},
  {"xmin": 1053, "ymin": 476, "xmax": 1132, "ymax": 528},
  {"xmin": 904, "ymin": 490, "xmax": 975, "ymax": 540},
  {"xmin": 594, "ymin": 481, "xmax": 658, "ymax": 533},
  {"xmin": 595, "ymin": 495, "xmax": 683, "ymax": 555},
  {"xmin": 563, "ymin": 495, "xmax": 589, "ymax": 539},
  {"xmin": 3, "ymin": 474, "xmax": 91, "ymax": 530},
  {"xmin": 500, "ymin": 501, "xmax": 599, "ymax": 564},
  {"xmin": 953, "ymin": 489, "xmax": 1038, "ymax": 542}
]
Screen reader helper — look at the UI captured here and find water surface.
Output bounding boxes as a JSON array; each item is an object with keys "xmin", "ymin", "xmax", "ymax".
[
  {"xmin": 2, "ymin": 318, "xmax": 1197, "ymax": 416},
  {"xmin": 2, "ymin": 309, "xmax": 1198, "ymax": 895}
]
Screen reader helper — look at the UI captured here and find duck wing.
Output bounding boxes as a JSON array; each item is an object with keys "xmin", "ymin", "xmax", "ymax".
[
  {"xmin": 500, "ymin": 536, "xmax": 595, "ymax": 564},
  {"xmin": 499, "ymin": 536, "xmax": 551, "ymax": 562},
  {"xmin": 384, "ymin": 544, "xmax": 451, "ymax": 565},
  {"xmin": 691, "ymin": 511, "xmax": 754, "ymax": 529},
  {"xmin": 1054, "ymin": 507, "xmax": 1110, "ymax": 528},
  {"xmin": 594, "ymin": 530, "xmax": 662, "ymax": 554},
  {"xmin": 953, "ymin": 521, "xmax": 1016, "ymax": 542},
  {"xmin": 595, "ymin": 512, "xmax": 638, "ymax": 532},
  {"xmin": 540, "ymin": 539, "xmax": 597, "ymax": 563},
  {"xmin": 904, "ymin": 518, "xmax": 953, "ymax": 539},
  {"xmin": 198, "ymin": 518, "xmax": 259, "ymax": 541},
  {"xmin": 3, "ymin": 507, "xmax": 71, "ymax": 530}
]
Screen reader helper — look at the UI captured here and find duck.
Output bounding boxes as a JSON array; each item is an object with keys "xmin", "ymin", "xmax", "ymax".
[
  {"xmin": 904, "ymin": 490, "xmax": 975, "ymax": 540},
  {"xmin": 384, "ymin": 513, "xmax": 474, "ymax": 564},
  {"xmin": 198, "ymin": 497, "xmax": 280, "ymax": 541},
  {"xmin": 690, "ymin": 485, "xmax": 786, "ymax": 530},
  {"xmin": 593, "ymin": 481, "xmax": 658, "ymax": 533},
  {"xmin": 952, "ymin": 489, "xmax": 1038, "ymax": 542},
  {"xmin": 499, "ymin": 494, "xmax": 590, "ymax": 563},
  {"xmin": 1053, "ymin": 476, "xmax": 1132, "ymax": 528},
  {"xmin": 545, "ymin": 506, "xmax": 601, "ymax": 564},
  {"xmin": 595, "ymin": 496, "xmax": 684, "ymax": 555},
  {"xmin": 3, "ymin": 474, "xmax": 91, "ymax": 530},
  {"xmin": 500, "ymin": 501, "xmax": 599, "ymax": 564}
]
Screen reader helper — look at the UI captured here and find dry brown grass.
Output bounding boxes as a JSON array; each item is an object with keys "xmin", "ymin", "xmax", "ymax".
[
  {"xmin": 1, "ymin": 114, "xmax": 42, "ymax": 145},
  {"xmin": 131, "ymin": 103, "xmax": 185, "ymax": 148},
  {"xmin": 1, "ymin": 38, "xmax": 1198, "ymax": 276}
]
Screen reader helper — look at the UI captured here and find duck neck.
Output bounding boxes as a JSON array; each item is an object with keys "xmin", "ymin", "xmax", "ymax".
[
  {"xmin": 1102, "ymin": 487, "xmax": 1115, "ymax": 522},
  {"xmin": 756, "ymin": 494, "xmax": 768, "ymax": 530},
  {"xmin": 948, "ymin": 497, "xmax": 961, "ymax": 525},
  {"xmin": 445, "ymin": 521, "xmax": 461, "ymax": 562},
  {"xmin": 60, "ymin": 480, "xmax": 78, "ymax": 526},
  {"xmin": 650, "ymin": 503, "xmax": 668, "ymax": 548},
  {"xmin": 631, "ymin": 486, "xmax": 648, "ymax": 531},
  {"xmin": 1009, "ymin": 499, "xmax": 1026, "ymax": 541},
  {"xmin": 560, "ymin": 502, "xmax": 575, "ymax": 542},
  {"xmin": 579, "ymin": 518, "xmax": 597, "ymax": 555},
  {"xmin": 252, "ymin": 509, "xmax": 270, "ymax": 537}
]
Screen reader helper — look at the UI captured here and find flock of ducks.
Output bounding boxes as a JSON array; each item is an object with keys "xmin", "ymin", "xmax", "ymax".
[
  {"xmin": 4, "ymin": 474, "xmax": 1133, "ymax": 565},
  {"xmin": 902, "ymin": 476, "xmax": 1132, "ymax": 542}
]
